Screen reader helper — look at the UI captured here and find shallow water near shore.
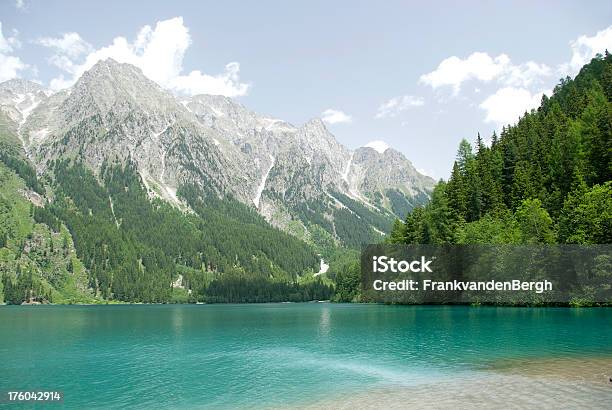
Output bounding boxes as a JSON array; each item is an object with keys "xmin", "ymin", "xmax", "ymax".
[{"xmin": 1, "ymin": 304, "xmax": 611, "ymax": 409}]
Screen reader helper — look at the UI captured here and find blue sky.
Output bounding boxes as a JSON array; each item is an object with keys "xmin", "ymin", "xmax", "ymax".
[{"xmin": 1, "ymin": 0, "xmax": 611, "ymax": 178}]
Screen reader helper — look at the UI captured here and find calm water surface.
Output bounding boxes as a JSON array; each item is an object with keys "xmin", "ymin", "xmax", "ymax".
[{"xmin": 1, "ymin": 304, "xmax": 611, "ymax": 409}]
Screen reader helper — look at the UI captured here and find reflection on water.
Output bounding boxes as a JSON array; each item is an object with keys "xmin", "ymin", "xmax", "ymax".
[{"xmin": 318, "ymin": 306, "xmax": 331, "ymax": 338}]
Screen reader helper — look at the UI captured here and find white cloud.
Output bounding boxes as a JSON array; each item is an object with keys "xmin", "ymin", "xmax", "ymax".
[
  {"xmin": 364, "ymin": 140, "xmax": 390, "ymax": 154},
  {"xmin": 419, "ymin": 26, "xmax": 612, "ymax": 96},
  {"xmin": 0, "ymin": 25, "xmax": 21, "ymax": 51},
  {"xmin": 36, "ymin": 32, "xmax": 92, "ymax": 58},
  {"xmin": 479, "ymin": 87, "xmax": 547, "ymax": 126},
  {"xmin": 503, "ymin": 61, "xmax": 552, "ymax": 87},
  {"xmin": 171, "ymin": 62, "xmax": 249, "ymax": 96},
  {"xmin": 420, "ymin": 52, "xmax": 553, "ymax": 95},
  {"xmin": 48, "ymin": 74, "xmax": 74, "ymax": 91},
  {"xmin": 15, "ymin": 0, "xmax": 25, "ymax": 10},
  {"xmin": 564, "ymin": 26, "xmax": 612, "ymax": 73},
  {"xmin": 478, "ymin": 26, "xmax": 611, "ymax": 127},
  {"xmin": 38, "ymin": 17, "xmax": 250, "ymax": 96},
  {"xmin": 422, "ymin": 25, "xmax": 611, "ymax": 128},
  {"xmin": 375, "ymin": 95, "xmax": 423, "ymax": 119},
  {"xmin": 420, "ymin": 52, "xmax": 510, "ymax": 94},
  {"xmin": 422, "ymin": 26, "xmax": 612, "ymax": 96},
  {"xmin": 321, "ymin": 108, "xmax": 352, "ymax": 124},
  {"xmin": 0, "ymin": 22, "xmax": 28, "ymax": 82}
]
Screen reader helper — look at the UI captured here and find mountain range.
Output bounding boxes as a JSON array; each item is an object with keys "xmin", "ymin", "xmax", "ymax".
[
  {"xmin": 1, "ymin": 59, "xmax": 434, "ymax": 247},
  {"xmin": 0, "ymin": 59, "xmax": 434, "ymax": 303}
]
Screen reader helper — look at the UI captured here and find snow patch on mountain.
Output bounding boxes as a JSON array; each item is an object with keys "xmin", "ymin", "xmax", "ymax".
[
  {"xmin": 342, "ymin": 152, "xmax": 353, "ymax": 184},
  {"xmin": 165, "ymin": 186, "xmax": 179, "ymax": 203},
  {"xmin": 347, "ymin": 189, "xmax": 379, "ymax": 211},
  {"xmin": 18, "ymin": 98, "xmax": 41, "ymax": 125},
  {"xmin": 210, "ymin": 106, "xmax": 225, "ymax": 117},
  {"xmin": 154, "ymin": 123, "xmax": 173, "ymax": 139},
  {"xmin": 157, "ymin": 151, "xmax": 181, "ymax": 206},
  {"xmin": 140, "ymin": 172, "xmax": 152, "ymax": 194},
  {"xmin": 109, "ymin": 195, "xmax": 120, "ymax": 228},
  {"xmin": 325, "ymin": 191, "xmax": 348, "ymax": 210},
  {"xmin": 314, "ymin": 259, "xmax": 329, "ymax": 276},
  {"xmin": 253, "ymin": 154, "xmax": 275, "ymax": 208},
  {"xmin": 372, "ymin": 226, "xmax": 386, "ymax": 236},
  {"xmin": 180, "ymin": 99, "xmax": 191, "ymax": 110}
]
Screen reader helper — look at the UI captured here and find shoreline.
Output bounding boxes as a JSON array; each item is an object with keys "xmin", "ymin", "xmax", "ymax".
[
  {"xmin": 296, "ymin": 356, "xmax": 612, "ymax": 409},
  {"xmin": 486, "ymin": 356, "xmax": 612, "ymax": 383},
  {"xmin": 3, "ymin": 301, "xmax": 612, "ymax": 307}
]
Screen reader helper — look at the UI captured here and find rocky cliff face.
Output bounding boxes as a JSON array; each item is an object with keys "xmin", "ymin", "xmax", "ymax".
[{"xmin": 0, "ymin": 59, "xmax": 435, "ymax": 246}]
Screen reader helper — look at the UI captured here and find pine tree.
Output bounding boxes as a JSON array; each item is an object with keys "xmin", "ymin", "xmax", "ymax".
[
  {"xmin": 446, "ymin": 162, "xmax": 467, "ymax": 219},
  {"xmin": 491, "ymin": 131, "xmax": 499, "ymax": 147},
  {"xmin": 456, "ymin": 139, "xmax": 474, "ymax": 176},
  {"xmin": 514, "ymin": 198, "xmax": 555, "ymax": 244},
  {"xmin": 578, "ymin": 85, "xmax": 611, "ymax": 185},
  {"xmin": 388, "ymin": 219, "xmax": 407, "ymax": 244}
]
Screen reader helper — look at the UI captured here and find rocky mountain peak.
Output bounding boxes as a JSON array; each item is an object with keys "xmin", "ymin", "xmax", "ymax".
[
  {"xmin": 302, "ymin": 117, "xmax": 327, "ymax": 132},
  {"xmin": 71, "ymin": 58, "xmax": 172, "ymax": 114},
  {"xmin": 0, "ymin": 60, "xmax": 436, "ymax": 247},
  {"xmin": 0, "ymin": 78, "xmax": 48, "ymax": 95},
  {"xmin": 298, "ymin": 117, "xmax": 344, "ymax": 149},
  {"xmin": 0, "ymin": 79, "xmax": 50, "ymax": 128}
]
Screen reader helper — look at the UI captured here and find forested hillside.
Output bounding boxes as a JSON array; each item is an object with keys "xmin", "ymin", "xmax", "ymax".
[
  {"xmin": 0, "ymin": 123, "xmax": 328, "ymax": 303},
  {"xmin": 49, "ymin": 161, "xmax": 321, "ymax": 301},
  {"xmin": 2, "ymin": 54, "xmax": 609, "ymax": 305},
  {"xmin": 332, "ymin": 53, "xmax": 612, "ymax": 303},
  {"xmin": 387, "ymin": 53, "xmax": 611, "ymax": 246},
  {"xmin": 0, "ymin": 151, "xmax": 94, "ymax": 304}
]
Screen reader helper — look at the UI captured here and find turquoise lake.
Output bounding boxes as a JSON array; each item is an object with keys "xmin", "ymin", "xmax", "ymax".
[{"xmin": 1, "ymin": 304, "xmax": 611, "ymax": 409}]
